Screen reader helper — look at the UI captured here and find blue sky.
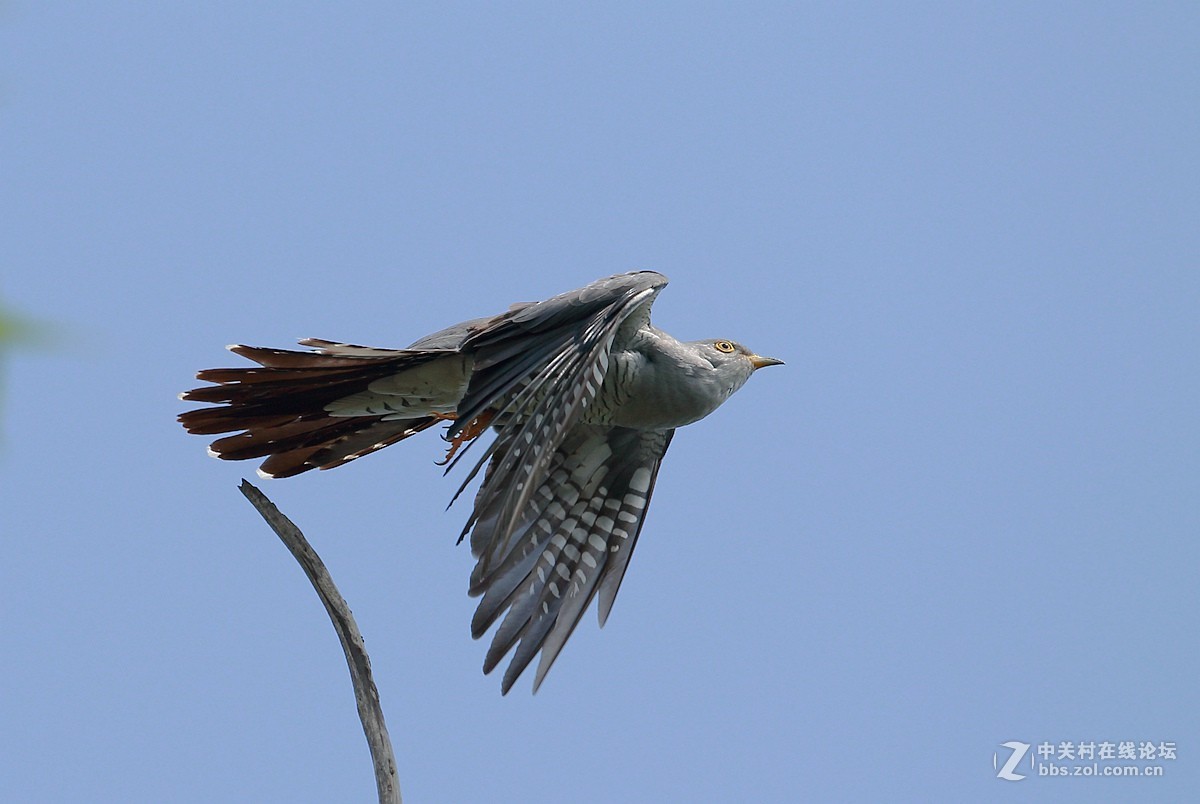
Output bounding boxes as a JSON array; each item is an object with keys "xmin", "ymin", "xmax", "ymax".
[{"xmin": 2, "ymin": 3, "xmax": 1197, "ymax": 802}]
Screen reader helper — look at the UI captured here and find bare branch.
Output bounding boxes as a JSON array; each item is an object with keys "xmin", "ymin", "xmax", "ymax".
[{"xmin": 239, "ymin": 479, "xmax": 401, "ymax": 804}]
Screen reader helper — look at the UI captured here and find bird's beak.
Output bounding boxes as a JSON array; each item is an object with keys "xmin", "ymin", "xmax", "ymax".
[{"xmin": 749, "ymin": 354, "xmax": 785, "ymax": 370}]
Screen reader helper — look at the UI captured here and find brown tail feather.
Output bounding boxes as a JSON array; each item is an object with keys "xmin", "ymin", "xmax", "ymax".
[
  {"xmin": 179, "ymin": 342, "xmax": 448, "ymax": 477},
  {"xmin": 182, "ymin": 371, "xmax": 392, "ymax": 408},
  {"xmin": 229, "ymin": 343, "xmax": 410, "ymax": 368},
  {"xmin": 179, "ymin": 410, "xmax": 301, "ymax": 437},
  {"xmin": 209, "ymin": 416, "xmax": 369, "ymax": 461},
  {"xmin": 192, "ymin": 366, "xmax": 372, "ymax": 385},
  {"xmin": 257, "ymin": 416, "xmax": 443, "ymax": 478}
]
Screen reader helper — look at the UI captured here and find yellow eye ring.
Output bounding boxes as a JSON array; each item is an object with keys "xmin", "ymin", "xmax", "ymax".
[{"xmin": 714, "ymin": 340, "xmax": 736, "ymax": 354}]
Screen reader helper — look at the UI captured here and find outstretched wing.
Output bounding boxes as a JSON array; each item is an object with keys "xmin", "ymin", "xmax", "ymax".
[
  {"xmin": 453, "ymin": 270, "xmax": 667, "ymax": 430},
  {"xmin": 466, "ymin": 425, "xmax": 674, "ymax": 694},
  {"xmin": 448, "ymin": 271, "xmax": 668, "ymax": 573}
]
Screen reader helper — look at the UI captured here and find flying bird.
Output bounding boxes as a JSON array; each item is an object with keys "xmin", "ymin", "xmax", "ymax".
[{"xmin": 179, "ymin": 271, "xmax": 782, "ymax": 693}]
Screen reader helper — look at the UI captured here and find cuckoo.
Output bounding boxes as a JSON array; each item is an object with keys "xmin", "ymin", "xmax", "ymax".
[{"xmin": 180, "ymin": 271, "xmax": 783, "ymax": 693}]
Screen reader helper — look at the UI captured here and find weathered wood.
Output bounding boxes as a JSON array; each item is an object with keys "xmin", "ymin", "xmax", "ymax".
[{"xmin": 239, "ymin": 480, "xmax": 401, "ymax": 804}]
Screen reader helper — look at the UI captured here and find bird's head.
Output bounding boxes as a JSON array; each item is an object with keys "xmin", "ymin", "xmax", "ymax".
[{"xmin": 695, "ymin": 338, "xmax": 784, "ymax": 393}]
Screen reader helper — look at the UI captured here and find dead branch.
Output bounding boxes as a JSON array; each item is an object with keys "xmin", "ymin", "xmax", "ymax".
[{"xmin": 239, "ymin": 479, "xmax": 401, "ymax": 804}]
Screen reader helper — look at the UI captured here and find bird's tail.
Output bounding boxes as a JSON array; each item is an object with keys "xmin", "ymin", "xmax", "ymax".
[{"xmin": 178, "ymin": 339, "xmax": 447, "ymax": 478}]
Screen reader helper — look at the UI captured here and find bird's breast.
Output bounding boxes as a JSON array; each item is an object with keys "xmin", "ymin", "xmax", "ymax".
[{"xmin": 589, "ymin": 350, "xmax": 724, "ymax": 430}]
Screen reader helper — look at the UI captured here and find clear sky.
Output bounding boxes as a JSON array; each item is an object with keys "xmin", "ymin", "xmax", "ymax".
[{"xmin": 3, "ymin": 3, "xmax": 1197, "ymax": 802}]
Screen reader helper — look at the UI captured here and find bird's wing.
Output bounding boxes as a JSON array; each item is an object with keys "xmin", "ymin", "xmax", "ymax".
[
  {"xmin": 466, "ymin": 424, "xmax": 675, "ymax": 693},
  {"xmin": 448, "ymin": 271, "xmax": 668, "ymax": 565},
  {"xmin": 453, "ymin": 270, "xmax": 667, "ymax": 428}
]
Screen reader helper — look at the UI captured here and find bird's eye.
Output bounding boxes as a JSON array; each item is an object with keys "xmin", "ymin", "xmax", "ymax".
[{"xmin": 714, "ymin": 340, "xmax": 736, "ymax": 354}]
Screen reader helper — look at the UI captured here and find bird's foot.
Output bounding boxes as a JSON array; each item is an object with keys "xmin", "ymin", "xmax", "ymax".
[{"xmin": 436, "ymin": 411, "xmax": 495, "ymax": 466}]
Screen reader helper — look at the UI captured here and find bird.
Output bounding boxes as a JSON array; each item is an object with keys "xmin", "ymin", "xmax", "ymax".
[{"xmin": 179, "ymin": 271, "xmax": 782, "ymax": 693}]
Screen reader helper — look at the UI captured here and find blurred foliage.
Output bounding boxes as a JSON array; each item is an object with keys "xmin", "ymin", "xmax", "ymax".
[
  {"xmin": 0, "ymin": 299, "xmax": 51, "ymax": 433},
  {"xmin": 0, "ymin": 299, "xmax": 53, "ymax": 350},
  {"xmin": 0, "ymin": 307, "xmax": 29, "ymax": 345}
]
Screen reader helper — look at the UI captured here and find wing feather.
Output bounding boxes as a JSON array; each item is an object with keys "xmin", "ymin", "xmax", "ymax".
[
  {"xmin": 467, "ymin": 425, "xmax": 674, "ymax": 693},
  {"xmin": 451, "ymin": 274, "xmax": 667, "ymax": 580}
]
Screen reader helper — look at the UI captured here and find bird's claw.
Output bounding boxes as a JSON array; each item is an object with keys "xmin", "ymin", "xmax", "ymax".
[{"xmin": 436, "ymin": 411, "xmax": 494, "ymax": 466}]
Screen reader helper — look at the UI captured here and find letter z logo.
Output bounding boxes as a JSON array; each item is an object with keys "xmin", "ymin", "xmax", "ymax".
[{"xmin": 994, "ymin": 741, "xmax": 1031, "ymax": 781}]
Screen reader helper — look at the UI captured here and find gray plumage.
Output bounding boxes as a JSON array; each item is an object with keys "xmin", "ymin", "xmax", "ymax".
[{"xmin": 180, "ymin": 271, "xmax": 782, "ymax": 693}]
